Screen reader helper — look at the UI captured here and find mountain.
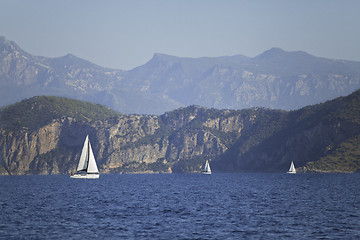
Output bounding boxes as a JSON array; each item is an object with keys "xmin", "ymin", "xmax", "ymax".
[
  {"xmin": 1, "ymin": 90, "xmax": 360, "ymax": 175},
  {"xmin": 1, "ymin": 36, "xmax": 360, "ymax": 114},
  {"xmin": 216, "ymin": 88, "xmax": 360, "ymax": 173}
]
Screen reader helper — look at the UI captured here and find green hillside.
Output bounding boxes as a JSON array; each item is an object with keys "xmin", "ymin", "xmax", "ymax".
[
  {"xmin": 303, "ymin": 136, "xmax": 360, "ymax": 173},
  {"xmin": 0, "ymin": 96, "xmax": 120, "ymax": 130},
  {"xmin": 1, "ymin": 90, "xmax": 360, "ymax": 175},
  {"xmin": 216, "ymin": 89, "xmax": 360, "ymax": 172}
]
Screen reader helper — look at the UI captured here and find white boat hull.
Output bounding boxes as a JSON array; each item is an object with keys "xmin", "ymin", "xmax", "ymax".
[
  {"xmin": 70, "ymin": 173, "xmax": 99, "ymax": 179},
  {"xmin": 202, "ymin": 171, "xmax": 212, "ymax": 175},
  {"xmin": 287, "ymin": 171, "xmax": 296, "ymax": 174}
]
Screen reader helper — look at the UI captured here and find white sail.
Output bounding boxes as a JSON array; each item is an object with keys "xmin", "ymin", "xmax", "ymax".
[
  {"xmin": 77, "ymin": 135, "xmax": 89, "ymax": 171},
  {"xmin": 71, "ymin": 135, "xmax": 99, "ymax": 179},
  {"xmin": 87, "ymin": 141, "xmax": 99, "ymax": 173},
  {"xmin": 203, "ymin": 160, "xmax": 212, "ymax": 174},
  {"xmin": 287, "ymin": 161, "xmax": 296, "ymax": 174}
]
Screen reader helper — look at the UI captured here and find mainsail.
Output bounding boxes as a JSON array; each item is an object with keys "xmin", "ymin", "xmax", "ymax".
[{"xmin": 77, "ymin": 135, "xmax": 90, "ymax": 171}]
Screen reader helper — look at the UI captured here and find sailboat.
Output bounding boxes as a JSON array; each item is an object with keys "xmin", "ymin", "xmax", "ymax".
[
  {"xmin": 287, "ymin": 161, "xmax": 296, "ymax": 174},
  {"xmin": 202, "ymin": 160, "xmax": 212, "ymax": 174},
  {"xmin": 70, "ymin": 135, "xmax": 99, "ymax": 179}
]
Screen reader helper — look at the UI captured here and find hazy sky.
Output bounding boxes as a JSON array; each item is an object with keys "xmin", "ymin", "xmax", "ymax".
[{"xmin": 1, "ymin": 0, "xmax": 359, "ymax": 70}]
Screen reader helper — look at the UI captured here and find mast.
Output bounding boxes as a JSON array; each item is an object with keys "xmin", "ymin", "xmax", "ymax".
[{"xmin": 86, "ymin": 137, "xmax": 90, "ymax": 171}]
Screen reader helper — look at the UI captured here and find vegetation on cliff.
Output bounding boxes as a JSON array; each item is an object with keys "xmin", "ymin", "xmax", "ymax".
[
  {"xmin": 1, "ymin": 90, "xmax": 360, "ymax": 175},
  {"xmin": 218, "ymin": 89, "xmax": 360, "ymax": 172},
  {"xmin": 0, "ymin": 96, "xmax": 120, "ymax": 130}
]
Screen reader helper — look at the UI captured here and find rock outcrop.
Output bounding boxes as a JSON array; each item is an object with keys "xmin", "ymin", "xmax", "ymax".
[{"xmin": 1, "ymin": 90, "xmax": 360, "ymax": 175}]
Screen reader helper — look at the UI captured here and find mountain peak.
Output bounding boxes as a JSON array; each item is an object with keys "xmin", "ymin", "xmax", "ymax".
[
  {"xmin": 64, "ymin": 53, "xmax": 76, "ymax": 58},
  {"xmin": 53, "ymin": 53, "xmax": 102, "ymax": 69},
  {"xmin": 0, "ymin": 35, "xmax": 11, "ymax": 45},
  {"xmin": 0, "ymin": 35, "xmax": 8, "ymax": 43},
  {"xmin": 151, "ymin": 53, "xmax": 179, "ymax": 61},
  {"xmin": 265, "ymin": 47, "xmax": 285, "ymax": 54},
  {"xmin": 153, "ymin": 53, "xmax": 171, "ymax": 58},
  {"xmin": 254, "ymin": 48, "xmax": 287, "ymax": 60},
  {"xmin": 254, "ymin": 48, "xmax": 315, "ymax": 61},
  {"xmin": 0, "ymin": 35, "xmax": 24, "ymax": 54}
]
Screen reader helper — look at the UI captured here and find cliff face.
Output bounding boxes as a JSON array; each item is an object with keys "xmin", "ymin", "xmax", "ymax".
[
  {"xmin": 1, "ymin": 91, "xmax": 360, "ymax": 175},
  {"xmin": 0, "ymin": 105, "xmax": 258, "ymax": 175},
  {"xmin": 0, "ymin": 120, "xmax": 62, "ymax": 174}
]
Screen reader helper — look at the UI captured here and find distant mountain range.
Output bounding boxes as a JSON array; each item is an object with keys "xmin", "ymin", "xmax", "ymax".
[
  {"xmin": 1, "ymin": 89, "xmax": 360, "ymax": 175},
  {"xmin": 1, "ymin": 35, "xmax": 360, "ymax": 114}
]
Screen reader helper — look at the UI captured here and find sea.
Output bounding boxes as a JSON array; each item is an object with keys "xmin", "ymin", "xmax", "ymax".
[{"xmin": 1, "ymin": 173, "xmax": 360, "ymax": 239}]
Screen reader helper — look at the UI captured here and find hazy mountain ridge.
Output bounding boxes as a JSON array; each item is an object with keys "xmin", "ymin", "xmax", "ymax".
[
  {"xmin": 1, "ymin": 90, "xmax": 360, "ymax": 175},
  {"xmin": 0, "ymin": 36, "xmax": 124, "ymax": 107},
  {"xmin": 1, "ymin": 36, "xmax": 360, "ymax": 114}
]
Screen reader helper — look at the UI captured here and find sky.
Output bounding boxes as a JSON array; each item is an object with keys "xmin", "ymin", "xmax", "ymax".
[{"xmin": 0, "ymin": 0, "xmax": 359, "ymax": 70}]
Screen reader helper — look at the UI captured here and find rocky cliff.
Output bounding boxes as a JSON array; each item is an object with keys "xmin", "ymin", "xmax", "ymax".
[
  {"xmin": 1, "ymin": 90, "xmax": 360, "ymax": 175},
  {"xmin": 0, "ymin": 100, "xmax": 253, "ymax": 175}
]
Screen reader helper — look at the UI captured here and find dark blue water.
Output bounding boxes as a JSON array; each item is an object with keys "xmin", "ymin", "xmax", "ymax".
[{"xmin": 1, "ymin": 173, "xmax": 360, "ymax": 239}]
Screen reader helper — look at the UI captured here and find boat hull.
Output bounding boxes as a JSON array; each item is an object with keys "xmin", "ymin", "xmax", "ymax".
[
  {"xmin": 287, "ymin": 171, "xmax": 296, "ymax": 174},
  {"xmin": 70, "ymin": 173, "xmax": 100, "ymax": 179},
  {"xmin": 202, "ymin": 171, "xmax": 212, "ymax": 175}
]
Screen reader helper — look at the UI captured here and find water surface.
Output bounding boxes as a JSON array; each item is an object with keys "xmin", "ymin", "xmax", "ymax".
[{"xmin": 1, "ymin": 173, "xmax": 360, "ymax": 239}]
